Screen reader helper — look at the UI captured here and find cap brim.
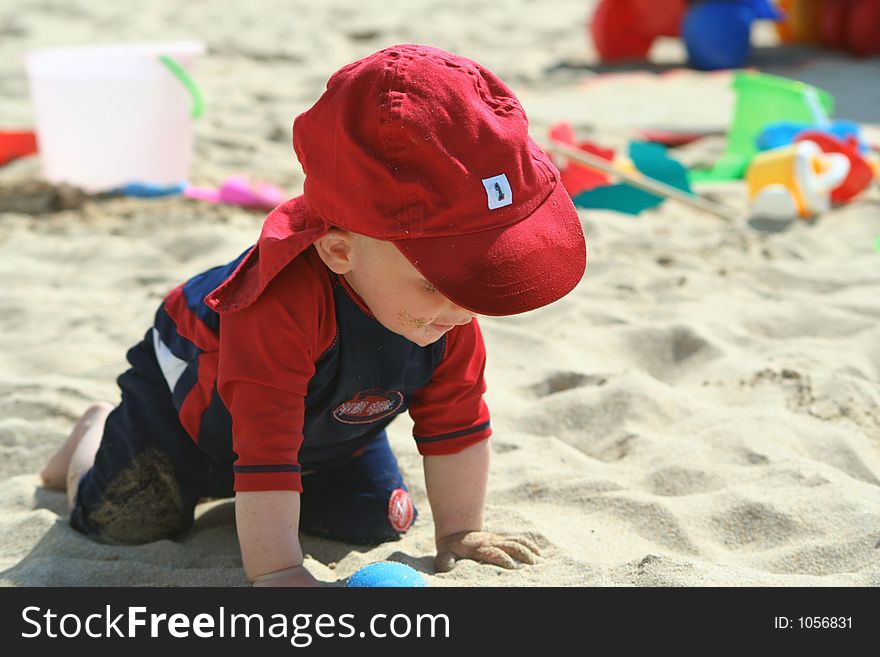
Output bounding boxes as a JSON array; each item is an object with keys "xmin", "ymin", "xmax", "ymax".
[{"xmin": 393, "ymin": 180, "xmax": 587, "ymax": 316}]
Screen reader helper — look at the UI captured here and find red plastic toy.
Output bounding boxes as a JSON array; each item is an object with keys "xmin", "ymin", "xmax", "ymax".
[
  {"xmin": 548, "ymin": 122, "xmax": 614, "ymax": 197},
  {"xmin": 590, "ymin": 0, "xmax": 687, "ymax": 61},
  {"xmin": 795, "ymin": 131, "xmax": 875, "ymax": 203},
  {"xmin": 0, "ymin": 131, "xmax": 38, "ymax": 166}
]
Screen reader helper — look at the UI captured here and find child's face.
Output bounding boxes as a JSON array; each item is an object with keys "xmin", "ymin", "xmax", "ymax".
[{"xmin": 344, "ymin": 235, "xmax": 475, "ymax": 347}]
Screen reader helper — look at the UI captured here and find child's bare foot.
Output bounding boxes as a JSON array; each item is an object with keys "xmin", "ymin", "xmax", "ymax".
[{"xmin": 40, "ymin": 402, "xmax": 113, "ymax": 490}]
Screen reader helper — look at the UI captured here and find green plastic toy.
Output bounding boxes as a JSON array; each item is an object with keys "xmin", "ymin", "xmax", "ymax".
[{"xmin": 692, "ymin": 71, "xmax": 834, "ymax": 182}]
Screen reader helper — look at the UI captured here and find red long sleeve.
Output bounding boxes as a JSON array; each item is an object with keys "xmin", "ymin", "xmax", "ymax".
[{"xmin": 409, "ymin": 317, "xmax": 492, "ymax": 455}]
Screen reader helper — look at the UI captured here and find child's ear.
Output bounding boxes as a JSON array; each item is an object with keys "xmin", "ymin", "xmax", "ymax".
[{"xmin": 314, "ymin": 228, "xmax": 354, "ymax": 274}]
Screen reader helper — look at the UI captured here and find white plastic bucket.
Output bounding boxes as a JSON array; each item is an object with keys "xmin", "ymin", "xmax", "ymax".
[{"xmin": 25, "ymin": 41, "xmax": 205, "ymax": 192}]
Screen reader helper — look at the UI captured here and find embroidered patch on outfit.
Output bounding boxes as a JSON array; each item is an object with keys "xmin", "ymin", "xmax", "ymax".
[
  {"xmin": 388, "ymin": 488, "xmax": 415, "ymax": 533},
  {"xmin": 332, "ymin": 389, "xmax": 404, "ymax": 424}
]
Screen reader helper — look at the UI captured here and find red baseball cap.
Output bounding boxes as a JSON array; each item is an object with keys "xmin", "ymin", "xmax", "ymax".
[{"xmin": 293, "ymin": 44, "xmax": 586, "ymax": 316}]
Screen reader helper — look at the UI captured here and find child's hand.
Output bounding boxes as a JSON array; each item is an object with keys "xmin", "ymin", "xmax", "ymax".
[{"xmin": 434, "ymin": 531, "xmax": 541, "ymax": 573}]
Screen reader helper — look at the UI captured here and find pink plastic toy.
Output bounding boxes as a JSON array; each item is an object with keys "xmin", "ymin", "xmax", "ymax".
[{"xmin": 184, "ymin": 176, "xmax": 285, "ymax": 211}]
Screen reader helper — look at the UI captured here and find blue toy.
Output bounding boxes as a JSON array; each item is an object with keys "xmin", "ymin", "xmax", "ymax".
[
  {"xmin": 682, "ymin": 0, "xmax": 782, "ymax": 70},
  {"xmin": 112, "ymin": 180, "xmax": 186, "ymax": 198},
  {"xmin": 757, "ymin": 120, "xmax": 868, "ymax": 153},
  {"xmin": 345, "ymin": 561, "xmax": 428, "ymax": 588}
]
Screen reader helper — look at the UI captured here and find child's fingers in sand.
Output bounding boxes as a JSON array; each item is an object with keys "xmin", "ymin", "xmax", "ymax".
[
  {"xmin": 495, "ymin": 539, "xmax": 539, "ymax": 565},
  {"xmin": 435, "ymin": 531, "xmax": 542, "ymax": 572},
  {"xmin": 473, "ymin": 546, "xmax": 520, "ymax": 569}
]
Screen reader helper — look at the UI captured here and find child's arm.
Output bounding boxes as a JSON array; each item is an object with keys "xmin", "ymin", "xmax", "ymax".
[
  {"xmin": 235, "ymin": 490, "xmax": 319, "ymax": 587},
  {"xmin": 424, "ymin": 439, "xmax": 540, "ymax": 572}
]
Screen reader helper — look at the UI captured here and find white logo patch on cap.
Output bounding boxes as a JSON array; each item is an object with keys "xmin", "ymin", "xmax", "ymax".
[{"xmin": 482, "ymin": 173, "xmax": 512, "ymax": 210}]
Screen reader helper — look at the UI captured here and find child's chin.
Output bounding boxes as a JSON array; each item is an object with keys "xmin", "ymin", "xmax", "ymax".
[{"xmin": 408, "ymin": 332, "xmax": 442, "ymax": 348}]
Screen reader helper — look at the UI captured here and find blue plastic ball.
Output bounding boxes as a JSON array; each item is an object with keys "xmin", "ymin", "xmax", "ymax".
[{"xmin": 345, "ymin": 561, "xmax": 428, "ymax": 587}]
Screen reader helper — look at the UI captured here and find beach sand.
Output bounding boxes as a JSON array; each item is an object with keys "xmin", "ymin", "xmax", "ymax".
[{"xmin": 1, "ymin": 0, "xmax": 879, "ymax": 586}]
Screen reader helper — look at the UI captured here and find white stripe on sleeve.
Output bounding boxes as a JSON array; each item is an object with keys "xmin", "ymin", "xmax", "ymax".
[{"xmin": 152, "ymin": 327, "xmax": 188, "ymax": 393}]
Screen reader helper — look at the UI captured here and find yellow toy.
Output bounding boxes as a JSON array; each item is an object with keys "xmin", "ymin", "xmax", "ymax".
[{"xmin": 746, "ymin": 140, "xmax": 850, "ymax": 219}]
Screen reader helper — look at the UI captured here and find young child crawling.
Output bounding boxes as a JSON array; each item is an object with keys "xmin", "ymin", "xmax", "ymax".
[{"xmin": 41, "ymin": 44, "xmax": 587, "ymax": 586}]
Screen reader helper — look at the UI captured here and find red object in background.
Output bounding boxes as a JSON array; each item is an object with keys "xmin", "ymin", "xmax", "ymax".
[
  {"xmin": 0, "ymin": 131, "xmax": 38, "ymax": 166},
  {"xmin": 548, "ymin": 122, "xmax": 614, "ymax": 197},
  {"xmin": 796, "ymin": 130, "xmax": 875, "ymax": 203},
  {"xmin": 846, "ymin": 0, "xmax": 880, "ymax": 56},
  {"xmin": 816, "ymin": 0, "xmax": 880, "ymax": 56},
  {"xmin": 590, "ymin": 0, "xmax": 687, "ymax": 62},
  {"xmin": 818, "ymin": 0, "xmax": 854, "ymax": 48},
  {"xmin": 635, "ymin": 128, "xmax": 716, "ymax": 147},
  {"xmin": 591, "ymin": 0, "xmax": 653, "ymax": 61},
  {"xmin": 629, "ymin": 0, "xmax": 687, "ymax": 36}
]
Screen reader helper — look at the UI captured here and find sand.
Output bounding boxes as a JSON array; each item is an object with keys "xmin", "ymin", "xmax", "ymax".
[{"xmin": 1, "ymin": 0, "xmax": 879, "ymax": 587}]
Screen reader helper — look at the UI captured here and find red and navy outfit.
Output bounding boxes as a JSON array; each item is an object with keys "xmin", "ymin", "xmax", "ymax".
[{"xmin": 71, "ymin": 197, "xmax": 491, "ymax": 545}]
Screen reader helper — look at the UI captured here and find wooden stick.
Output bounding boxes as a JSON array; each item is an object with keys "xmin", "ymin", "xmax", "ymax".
[{"xmin": 546, "ymin": 139, "xmax": 739, "ymax": 223}]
